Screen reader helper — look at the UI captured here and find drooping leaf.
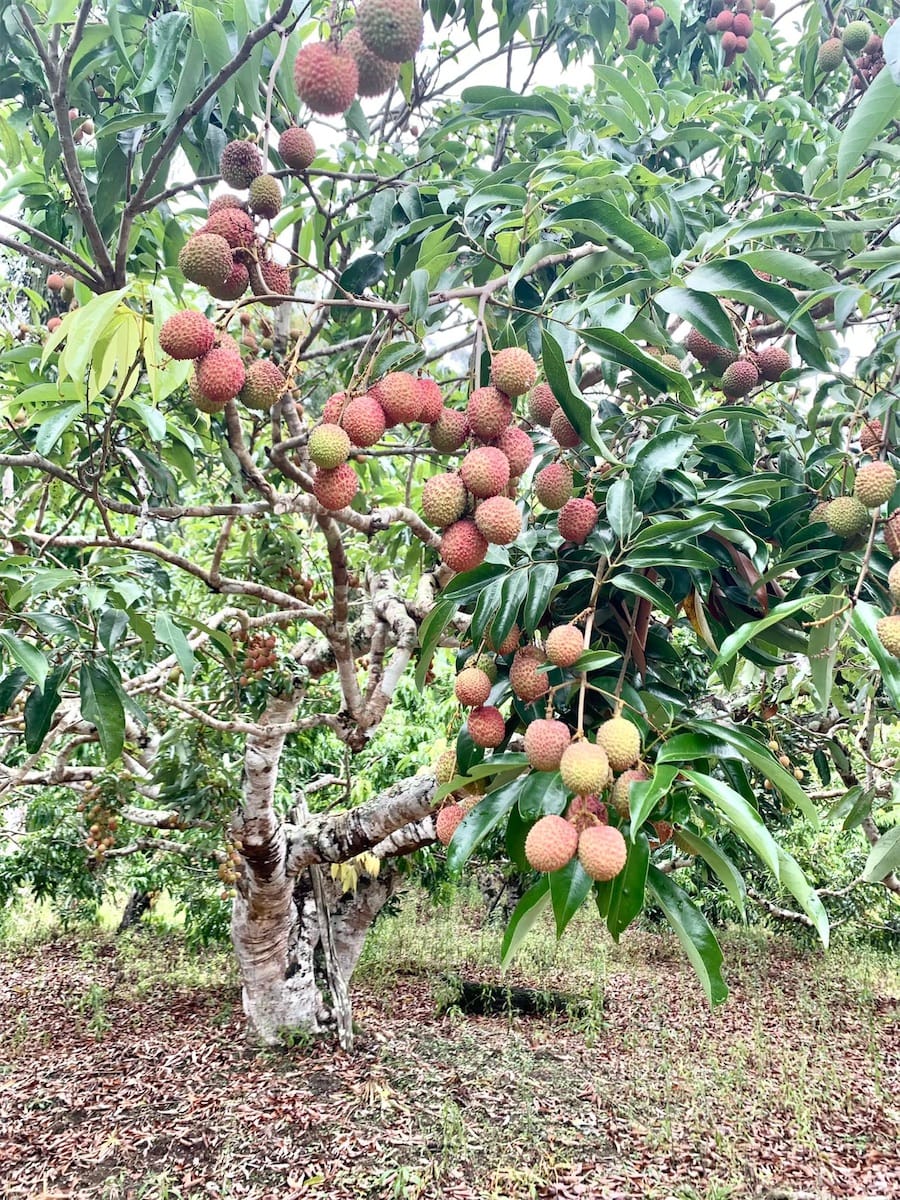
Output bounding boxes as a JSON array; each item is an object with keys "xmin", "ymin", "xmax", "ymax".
[{"xmin": 647, "ymin": 866, "xmax": 728, "ymax": 1006}]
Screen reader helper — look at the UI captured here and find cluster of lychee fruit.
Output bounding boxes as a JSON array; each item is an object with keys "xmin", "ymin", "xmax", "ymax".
[
  {"xmin": 77, "ymin": 784, "xmax": 119, "ymax": 860},
  {"xmin": 293, "ymin": 0, "xmax": 423, "ymax": 116},
  {"xmin": 217, "ymin": 838, "xmax": 243, "ymax": 899},
  {"xmin": 684, "ymin": 327, "xmax": 791, "ymax": 397},
  {"xmin": 816, "ymin": 19, "xmax": 883, "ymax": 80},
  {"xmin": 236, "ymin": 630, "xmax": 279, "ymax": 687},
  {"xmin": 623, "ymin": 0, "xmax": 667, "ymax": 48},
  {"xmin": 705, "ymin": 0, "xmax": 771, "ymax": 66}
]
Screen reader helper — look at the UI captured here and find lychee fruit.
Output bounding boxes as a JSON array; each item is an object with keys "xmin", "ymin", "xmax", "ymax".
[
  {"xmin": 876, "ymin": 615, "xmax": 900, "ymax": 657},
  {"xmin": 610, "ymin": 767, "xmax": 650, "ymax": 818},
  {"xmin": 486, "ymin": 623, "xmax": 520, "ymax": 655},
  {"xmin": 490, "ymin": 347, "xmax": 538, "ymax": 397},
  {"xmin": 558, "ymin": 497, "xmax": 598, "ymax": 544},
  {"xmin": 578, "ymin": 825, "xmax": 627, "ymax": 882},
  {"xmin": 631, "ymin": 12, "xmax": 651, "ymax": 36},
  {"xmin": 474, "ymin": 496, "xmax": 522, "ymax": 545},
  {"xmin": 496, "ymin": 426, "xmax": 534, "ymax": 477},
  {"xmin": 647, "ymin": 4, "xmax": 666, "ymax": 24},
  {"xmin": 313, "ymin": 463, "xmax": 359, "ymax": 509},
  {"xmin": 824, "ymin": 496, "xmax": 870, "ymax": 537},
  {"xmin": 524, "ymin": 718, "xmax": 571, "ymax": 772},
  {"xmin": 293, "ymin": 42, "xmax": 359, "ymax": 115},
  {"xmin": 436, "ymin": 804, "xmax": 465, "ymax": 846},
  {"xmin": 885, "ymin": 511, "xmax": 900, "ymax": 558},
  {"xmin": 527, "ymin": 382, "xmax": 559, "ymax": 426},
  {"xmin": 560, "ymin": 741, "xmax": 610, "ymax": 796},
  {"xmin": 434, "ymin": 748, "xmax": 457, "ymax": 784},
  {"xmin": 440, "ymin": 519, "xmax": 488, "ymax": 573},
  {"xmin": 716, "ymin": 10, "xmax": 734, "ymax": 30},
  {"xmin": 888, "ymin": 561, "xmax": 900, "ymax": 608},
  {"xmin": 732, "ymin": 11, "xmax": 752, "ymax": 36},
  {"xmin": 356, "ymin": 0, "xmax": 424, "ymax": 63},
  {"xmin": 322, "ymin": 391, "xmax": 350, "ymax": 424},
  {"xmin": 460, "ymin": 446, "xmax": 510, "ymax": 498},
  {"xmin": 524, "ymin": 815, "xmax": 578, "ymax": 873},
  {"xmin": 757, "ymin": 345, "xmax": 791, "ymax": 381},
  {"xmin": 189, "ymin": 370, "xmax": 227, "ymax": 414},
  {"xmin": 239, "ymin": 360, "xmax": 286, "ymax": 411},
  {"xmin": 860, "ymin": 419, "xmax": 885, "ymax": 452},
  {"xmin": 178, "ymin": 234, "xmax": 233, "ymax": 289},
  {"xmin": 535, "ymin": 462, "xmax": 574, "ymax": 510},
  {"xmin": 545, "ymin": 625, "xmax": 583, "ymax": 669},
  {"xmin": 455, "ymin": 666, "xmax": 492, "ymax": 707},
  {"xmin": 196, "ymin": 347, "xmax": 246, "ymax": 404},
  {"xmin": 467, "ymin": 386, "xmax": 513, "ymax": 440},
  {"xmin": 309, "ymin": 423, "xmax": 352, "ymax": 469},
  {"xmin": 509, "ymin": 646, "xmax": 549, "ymax": 704},
  {"xmin": 422, "ymin": 472, "xmax": 467, "ymax": 528},
  {"xmin": 219, "ymin": 140, "xmax": 263, "ymax": 189},
  {"xmin": 202, "ymin": 207, "xmax": 256, "ymax": 250},
  {"xmin": 279, "ymin": 126, "xmax": 316, "ymax": 171},
  {"xmin": 248, "ymin": 174, "xmax": 282, "ymax": 220},
  {"xmin": 416, "ymin": 376, "xmax": 444, "ymax": 424},
  {"xmin": 842, "ymin": 20, "xmax": 871, "ymax": 53},
  {"xmin": 47, "ymin": 272, "xmax": 65, "ymax": 291},
  {"xmin": 207, "ymin": 260, "xmax": 250, "ymax": 301},
  {"xmin": 467, "ymin": 704, "xmax": 506, "ymax": 749},
  {"xmin": 429, "ymin": 406, "xmax": 469, "ymax": 452},
  {"xmin": 550, "ymin": 408, "xmax": 580, "ymax": 448},
  {"xmin": 208, "ymin": 193, "xmax": 247, "ymax": 217},
  {"xmin": 721, "ymin": 359, "xmax": 759, "ymax": 398},
  {"xmin": 566, "ymin": 795, "xmax": 608, "ymax": 832},
  {"xmin": 343, "ymin": 27, "xmax": 399, "ymax": 96},
  {"xmin": 372, "ymin": 372, "xmax": 422, "ymax": 425},
  {"xmin": 342, "ymin": 394, "xmax": 387, "ymax": 446},
  {"xmin": 159, "ymin": 310, "xmax": 216, "ymax": 361},
  {"xmin": 252, "ymin": 258, "xmax": 292, "ymax": 302},
  {"xmin": 817, "ymin": 37, "xmax": 844, "ymax": 72},
  {"xmin": 854, "ymin": 461, "xmax": 896, "ymax": 509},
  {"xmin": 685, "ymin": 327, "xmax": 727, "ymax": 366},
  {"xmin": 466, "ymin": 653, "xmax": 499, "ymax": 683},
  {"xmin": 596, "ymin": 716, "xmax": 641, "ymax": 772}
]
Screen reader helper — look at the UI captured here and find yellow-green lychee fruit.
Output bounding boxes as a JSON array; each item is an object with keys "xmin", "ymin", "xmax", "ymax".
[
  {"xmin": 595, "ymin": 717, "xmax": 641, "ymax": 772},
  {"xmin": 876, "ymin": 615, "xmax": 900, "ymax": 657},
  {"xmin": 578, "ymin": 825, "xmax": 627, "ymax": 881},
  {"xmin": 560, "ymin": 741, "xmax": 610, "ymax": 796},
  {"xmin": 854, "ymin": 461, "xmax": 897, "ymax": 509},
  {"xmin": 825, "ymin": 496, "xmax": 869, "ymax": 537},
  {"xmin": 888, "ymin": 562, "xmax": 900, "ymax": 609},
  {"xmin": 308, "ymin": 423, "xmax": 351, "ymax": 469},
  {"xmin": 842, "ymin": 21, "xmax": 871, "ymax": 53},
  {"xmin": 434, "ymin": 749, "xmax": 457, "ymax": 784},
  {"xmin": 524, "ymin": 814, "xmax": 578, "ymax": 872}
]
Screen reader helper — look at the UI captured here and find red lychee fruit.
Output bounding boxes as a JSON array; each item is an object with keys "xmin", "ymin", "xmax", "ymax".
[
  {"xmin": 566, "ymin": 794, "xmax": 608, "ymax": 832},
  {"xmin": 558, "ymin": 497, "xmax": 599, "ymax": 544},
  {"xmin": 279, "ymin": 126, "xmax": 316, "ymax": 171},
  {"xmin": 416, "ymin": 376, "xmax": 444, "ymax": 424},
  {"xmin": 440, "ymin": 518, "xmax": 488, "ymax": 573},
  {"xmin": 685, "ymin": 327, "xmax": 727, "ymax": 366},
  {"xmin": 208, "ymin": 193, "xmax": 247, "ymax": 217},
  {"xmin": 467, "ymin": 705, "xmax": 506, "ymax": 749},
  {"xmin": 524, "ymin": 718, "xmax": 571, "ymax": 772},
  {"xmin": 422, "ymin": 472, "xmax": 467, "ymax": 528},
  {"xmin": 159, "ymin": 310, "xmax": 216, "ymax": 361},
  {"xmin": 460, "ymin": 446, "xmax": 511, "ymax": 499},
  {"xmin": 757, "ymin": 345, "xmax": 791, "ymax": 381},
  {"xmin": 859, "ymin": 419, "xmax": 885, "ymax": 452},
  {"xmin": 527, "ymin": 382, "xmax": 560, "ymax": 427},
  {"xmin": 733, "ymin": 11, "xmax": 752, "ymax": 36},
  {"xmin": 631, "ymin": 12, "xmax": 651, "ymax": 36},
  {"xmin": 509, "ymin": 646, "xmax": 550, "ymax": 704},
  {"xmin": 343, "ymin": 27, "xmax": 400, "ymax": 96},
  {"xmin": 535, "ymin": 462, "xmax": 574, "ymax": 510},
  {"xmin": 486, "ymin": 623, "xmax": 520, "ymax": 655},
  {"xmin": 239, "ymin": 360, "xmax": 286, "ymax": 411},
  {"xmin": 293, "ymin": 42, "xmax": 359, "ymax": 115},
  {"xmin": 429, "ymin": 406, "xmax": 469, "ymax": 452},
  {"xmin": 721, "ymin": 30, "xmax": 738, "ymax": 52},
  {"xmin": 196, "ymin": 347, "xmax": 246, "ymax": 404},
  {"xmin": 716, "ymin": 10, "xmax": 734, "ymax": 30},
  {"xmin": 610, "ymin": 767, "xmax": 650, "ymax": 818},
  {"xmin": 467, "ymin": 386, "xmax": 513, "ymax": 441},
  {"xmin": 544, "ymin": 625, "xmax": 584, "ymax": 669},
  {"xmin": 550, "ymin": 408, "xmax": 580, "ymax": 448},
  {"xmin": 313, "ymin": 463, "xmax": 359, "ymax": 509},
  {"xmin": 373, "ymin": 372, "xmax": 422, "ymax": 425},
  {"xmin": 648, "ymin": 4, "xmax": 666, "ymax": 25},
  {"xmin": 322, "ymin": 391, "xmax": 350, "ymax": 424},
  {"xmin": 496, "ymin": 425, "xmax": 534, "ymax": 477},
  {"xmin": 202, "ymin": 207, "xmax": 256, "ymax": 251},
  {"xmin": 47, "ymin": 272, "xmax": 65, "ymax": 291},
  {"xmin": 490, "ymin": 347, "xmax": 538, "ymax": 397},
  {"xmin": 721, "ymin": 359, "xmax": 760, "ymax": 398},
  {"xmin": 219, "ymin": 140, "xmax": 263, "ymax": 189},
  {"xmin": 524, "ymin": 815, "xmax": 578, "ymax": 873},
  {"xmin": 474, "ymin": 496, "xmax": 522, "ymax": 545},
  {"xmin": 435, "ymin": 804, "xmax": 465, "ymax": 846},
  {"xmin": 342, "ymin": 394, "xmax": 386, "ymax": 446},
  {"xmin": 578, "ymin": 825, "xmax": 627, "ymax": 881},
  {"xmin": 455, "ymin": 666, "xmax": 492, "ymax": 707},
  {"xmin": 207, "ymin": 260, "xmax": 250, "ymax": 301}
]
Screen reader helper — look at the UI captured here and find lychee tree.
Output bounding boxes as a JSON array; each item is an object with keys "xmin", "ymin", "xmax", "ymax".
[{"xmin": 1, "ymin": 0, "xmax": 899, "ymax": 1042}]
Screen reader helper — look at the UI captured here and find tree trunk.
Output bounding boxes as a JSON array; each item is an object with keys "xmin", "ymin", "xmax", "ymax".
[{"xmin": 116, "ymin": 889, "xmax": 152, "ymax": 933}]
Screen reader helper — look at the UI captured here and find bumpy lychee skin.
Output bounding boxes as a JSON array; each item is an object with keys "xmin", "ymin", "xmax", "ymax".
[
  {"xmin": 239, "ymin": 360, "xmax": 286, "ymax": 411},
  {"xmin": 757, "ymin": 345, "xmax": 791, "ymax": 382},
  {"xmin": 578, "ymin": 825, "xmax": 627, "ymax": 882},
  {"xmin": 474, "ymin": 496, "xmax": 522, "ymax": 545},
  {"xmin": 196, "ymin": 348, "xmax": 246, "ymax": 404},
  {"xmin": 859, "ymin": 419, "xmax": 885, "ymax": 452},
  {"xmin": 313, "ymin": 463, "xmax": 359, "ymax": 510},
  {"xmin": 535, "ymin": 462, "xmax": 574, "ymax": 510},
  {"xmin": 248, "ymin": 174, "xmax": 282, "ymax": 220},
  {"xmin": 467, "ymin": 652, "xmax": 499, "ymax": 683},
  {"xmin": 467, "ymin": 704, "xmax": 506, "ymax": 749},
  {"xmin": 524, "ymin": 718, "xmax": 571, "ymax": 772},
  {"xmin": 888, "ymin": 561, "xmax": 900, "ymax": 608},
  {"xmin": 545, "ymin": 625, "xmax": 583, "ymax": 669},
  {"xmin": 566, "ymin": 795, "xmax": 608, "ymax": 832},
  {"xmin": 436, "ymin": 804, "xmax": 465, "ymax": 846},
  {"xmin": 496, "ymin": 425, "xmax": 534, "ymax": 477},
  {"xmin": 596, "ymin": 717, "xmax": 641, "ymax": 772},
  {"xmin": 219, "ymin": 139, "xmax": 263, "ymax": 189},
  {"xmin": 342, "ymin": 394, "xmax": 386, "ymax": 447},
  {"xmin": 356, "ymin": 0, "xmax": 424, "ymax": 63},
  {"xmin": 159, "ymin": 310, "xmax": 216, "ymax": 361},
  {"xmin": 490, "ymin": 347, "xmax": 538, "ymax": 398},
  {"xmin": 293, "ymin": 42, "xmax": 359, "ymax": 115},
  {"xmin": 434, "ymin": 748, "xmax": 457, "ymax": 784},
  {"xmin": 467, "ymin": 386, "xmax": 513, "ymax": 441},
  {"xmin": 842, "ymin": 20, "xmax": 871, "ymax": 53},
  {"xmin": 558, "ymin": 497, "xmax": 599, "ymax": 544},
  {"xmin": 460, "ymin": 446, "xmax": 511, "ymax": 499},
  {"xmin": 322, "ymin": 391, "xmax": 350, "ymax": 424},
  {"xmin": 373, "ymin": 372, "xmax": 422, "ymax": 425},
  {"xmin": 825, "ymin": 495, "xmax": 870, "ymax": 537},
  {"xmin": 876, "ymin": 615, "xmax": 900, "ymax": 657},
  {"xmin": 527, "ymin": 382, "xmax": 559, "ymax": 426},
  {"xmin": 885, "ymin": 511, "xmax": 900, "ymax": 558},
  {"xmin": 509, "ymin": 646, "xmax": 550, "ymax": 704},
  {"xmin": 817, "ymin": 37, "xmax": 844, "ymax": 72},
  {"xmin": 207, "ymin": 260, "xmax": 250, "ymax": 301},
  {"xmin": 550, "ymin": 408, "xmax": 580, "ymax": 448},
  {"xmin": 416, "ymin": 377, "xmax": 443, "ymax": 424},
  {"xmin": 421, "ymin": 472, "xmax": 467, "ymax": 529},
  {"xmin": 440, "ymin": 518, "xmax": 488, "ymax": 573},
  {"xmin": 487, "ymin": 623, "xmax": 520, "ymax": 656},
  {"xmin": 279, "ymin": 126, "xmax": 316, "ymax": 171},
  {"xmin": 208, "ymin": 193, "xmax": 247, "ymax": 217},
  {"xmin": 854, "ymin": 461, "xmax": 897, "ymax": 509},
  {"xmin": 189, "ymin": 370, "xmax": 227, "ymax": 414},
  {"xmin": 252, "ymin": 258, "xmax": 293, "ymax": 302},
  {"xmin": 308, "ymin": 423, "xmax": 352, "ymax": 469},
  {"xmin": 343, "ymin": 27, "xmax": 400, "ymax": 96},
  {"xmin": 429, "ymin": 406, "xmax": 469, "ymax": 452},
  {"xmin": 202, "ymin": 207, "xmax": 256, "ymax": 250},
  {"xmin": 560, "ymin": 741, "xmax": 610, "ymax": 796},
  {"xmin": 685, "ymin": 327, "xmax": 727, "ymax": 365},
  {"xmin": 721, "ymin": 359, "xmax": 760, "ymax": 398},
  {"xmin": 524, "ymin": 815, "xmax": 578, "ymax": 873},
  {"xmin": 455, "ymin": 666, "xmax": 492, "ymax": 707},
  {"xmin": 732, "ymin": 11, "xmax": 752, "ymax": 36},
  {"xmin": 178, "ymin": 234, "xmax": 232, "ymax": 289}
]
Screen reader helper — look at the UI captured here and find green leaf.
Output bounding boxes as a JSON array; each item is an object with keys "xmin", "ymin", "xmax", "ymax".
[
  {"xmin": 734, "ymin": 250, "xmax": 832, "ymax": 290},
  {"xmin": 501, "ymin": 877, "xmax": 551, "ymax": 968},
  {"xmin": 671, "ymin": 830, "xmax": 746, "ymax": 918},
  {"xmin": 862, "ymin": 826, "xmax": 900, "ymax": 883},
  {"xmin": 0, "ymin": 632, "xmax": 48, "ymax": 690},
  {"xmin": 517, "ymin": 771, "xmax": 569, "ymax": 821},
  {"xmin": 550, "ymin": 199, "xmax": 671, "ymax": 276},
  {"xmin": 629, "ymin": 765, "xmax": 679, "ymax": 834},
  {"xmin": 681, "ymin": 770, "xmax": 781, "ymax": 879},
  {"xmin": 79, "ymin": 660, "xmax": 125, "ymax": 762},
  {"xmin": 446, "ymin": 777, "xmax": 524, "ymax": 871},
  {"xmin": 655, "ymin": 287, "xmax": 737, "ymax": 350},
  {"xmin": 23, "ymin": 659, "xmax": 69, "ymax": 754},
  {"xmin": 0, "ymin": 669, "xmax": 28, "ymax": 713},
  {"xmin": 550, "ymin": 858, "xmax": 593, "ymax": 936},
  {"xmin": 415, "ymin": 598, "xmax": 457, "ymax": 690},
  {"xmin": 606, "ymin": 832, "xmax": 649, "ymax": 940},
  {"xmin": 34, "ymin": 403, "xmax": 82, "ymax": 455},
  {"xmin": 851, "ymin": 601, "xmax": 900, "ymax": 710},
  {"xmin": 154, "ymin": 613, "xmax": 195, "ymax": 683},
  {"xmin": 630, "ymin": 432, "xmax": 694, "ymax": 504},
  {"xmin": 837, "ymin": 69, "xmax": 900, "ymax": 186},
  {"xmin": 523, "ymin": 562, "xmax": 557, "ymax": 633},
  {"xmin": 580, "ymin": 328, "xmax": 694, "ymax": 405},
  {"xmin": 776, "ymin": 846, "xmax": 829, "ymax": 947},
  {"xmin": 407, "ymin": 268, "xmax": 429, "ymax": 323},
  {"xmin": 711, "ymin": 595, "xmax": 824, "ymax": 673},
  {"xmin": 647, "ymin": 866, "xmax": 728, "ymax": 1006},
  {"xmin": 611, "ymin": 572, "xmax": 677, "ymax": 619},
  {"xmin": 808, "ymin": 593, "xmax": 842, "ymax": 713},
  {"xmin": 541, "ymin": 329, "xmax": 607, "ymax": 456},
  {"xmin": 606, "ymin": 477, "xmax": 634, "ymax": 542},
  {"xmin": 439, "ymin": 562, "xmax": 507, "ymax": 603}
]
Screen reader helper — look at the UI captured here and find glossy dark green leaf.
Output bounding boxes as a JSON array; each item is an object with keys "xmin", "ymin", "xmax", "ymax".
[
  {"xmin": 630, "ymin": 432, "xmax": 694, "ymax": 503},
  {"xmin": 440, "ymin": 562, "xmax": 508, "ymax": 603},
  {"xmin": 606, "ymin": 832, "xmax": 649, "ymax": 940},
  {"xmin": 606, "ymin": 476, "xmax": 634, "ymax": 542},
  {"xmin": 517, "ymin": 771, "xmax": 569, "ymax": 821},
  {"xmin": 611, "ymin": 572, "xmax": 677, "ymax": 619},
  {"xmin": 550, "ymin": 199, "xmax": 671, "ymax": 276},
  {"xmin": 79, "ymin": 660, "xmax": 125, "ymax": 762},
  {"xmin": 339, "ymin": 253, "xmax": 386, "ymax": 295},
  {"xmin": 501, "ymin": 877, "xmax": 551, "ymax": 967},
  {"xmin": 672, "ymin": 829, "xmax": 746, "ymax": 917},
  {"xmin": 446, "ymin": 776, "xmax": 525, "ymax": 871},
  {"xmin": 837, "ymin": 69, "xmax": 900, "ymax": 186},
  {"xmin": 629, "ymin": 765, "xmax": 679, "ymax": 834},
  {"xmin": 682, "ymin": 770, "xmax": 781, "ymax": 879},
  {"xmin": 550, "ymin": 857, "xmax": 593, "ymax": 936},
  {"xmin": 523, "ymin": 562, "xmax": 557, "ymax": 633},
  {"xmin": 851, "ymin": 601, "xmax": 900, "ymax": 710},
  {"xmin": 541, "ymin": 329, "xmax": 606, "ymax": 455},
  {"xmin": 655, "ymin": 287, "xmax": 737, "ymax": 350},
  {"xmin": 580, "ymin": 328, "xmax": 694, "ymax": 405},
  {"xmin": 647, "ymin": 866, "xmax": 728, "ymax": 1006},
  {"xmin": 862, "ymin": 826, "xmax": 900, "ymax": 884},
  {"xmin": 0, "ymin": 632, "xmax": 48, "ymax": 690},
  {"xmin": 23, "ymin": 659, "xmax": 69, "ymax": 754},
  {"xmin": 415, "ymin": 598, "xmax": 457, "ymax": 690},
  {"xmin": 711, "ymin": 595, "xmax": 821, "ymax": 673},
  {"xmin": 0, "ymin": 669, "xmax": 28, "ymax": 714},
  {"xmin": 154, "ymin": 612, "xmax": 195, "ymax": 683}
]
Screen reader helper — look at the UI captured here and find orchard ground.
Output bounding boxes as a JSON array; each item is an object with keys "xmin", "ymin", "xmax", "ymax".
[{"xmin": 1, "ymin": 890, "xmax": 897, "ymax": 1200}]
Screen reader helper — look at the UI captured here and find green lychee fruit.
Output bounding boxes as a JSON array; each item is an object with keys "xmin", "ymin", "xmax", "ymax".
[
  {"xmin": 824, "ymin": 496, "xmax": 870, "ymax": 537},
  {"xmin": 876, "ymin": 614, "xmax": 900, "ymax": 657},
  {"xmin": 817, "ymin": 37, "xmax": 844, "ymax": 72},
  {"xmin": 842, "ymin": 21, "xmax": 871, "ymax": 53},
  {"xmin": 854, "ymin": 461, "xmax": 897, "ymax": 509},
  {"xmin": 309, "ymin": 423, "xmax": 351, "ymax": 469},
  {"xmin": 248, "ymin": 174, "xmax": 282, "ymax": 220},
  {"xmin": 178, "ymin": 234, "xmax": 233, "ymax": 289}
]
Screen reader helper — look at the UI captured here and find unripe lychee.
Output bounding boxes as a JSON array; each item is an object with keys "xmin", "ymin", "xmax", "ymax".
[
  {"xmin": 550, "ymin": 408, "xmax": 580, "ymax": 448},
  {"xmin": 817, "ymin": 37, "xmax": 844, "ymax": 72},
  {"xmin": 309, "ymin": 423, "xmax": 352, "ymax": 469},
  {"xmin": 524, "ymin": 815, "xmax": 578, "ymax": 873},
  {"xmin": 859, "ymin": 419, "xmax": 885, "ymax": 452},
  {"xmin": 721, "ymin": 359, "xmax": 759, "ymax": 398},
  {"xmin": 524, "ymin": 718, "xmax": 571, "ymax": 772},
  {"xmin": 279, "ymin": 126, "xmax": 316, "ymax": 171},
  {"xmin": 474, "ymin": 496, "xmax": 522, "ymax": 545},
  {"xmin": 497, "ymin": 426, "xmax": 534, "ymax": 477},
  {"xmin": 566, "ymin": 794, "xmax": 608, "ymax": 832},
  {"xmin": 824, "ymin": 496, "xmax": 870, "ymax": 537},
  {"xmin": 842, "ymin": 20, "xmax": 871, "ymax": 53},
  {"xmin": 460, "ymin": 446, "xmax": 510, "ymax": 499},
  {"xmin": 159, "ymin": 310, "xmax": 216, "ymax": 361},
  {"xmin": 293, "ymin": 42, "xmax": 359, "ymax": 115},
  {"xmin": 467, "ymin": 386, "xmax": 513, "ymax": 440},
  {"xmin": 578, "ymin": 825, "xmax": 627, "ymax": 882},
  {"xmin": 486, "ymin": 623, "xmax": 520, "ymax": 655},
  {"xmin": 313, "ymin": 463, "xmax": 359, "ymax": 509},
  {"xmin": 560, "ymin": 741, "xmax": 610, "ymax": 796},
  {"xmin": 509, "ymin": 646, "xmax": 549, "ymax": 704},
  {"xmin": 757, "ymin": 345, "xmax": 791, "ymax": 381},
  {"xmin": 854, "ymin": 461, "xmax": 897, "ymax": 509},
  {"xmin": 888, "ymin": 562, "xmax": 900, "ymax": 608},
  {"xmin": 239, "ymin": 360, "xmax": 285, "ymax": 411},
  {"xmin": 558, "ymin": 497, "xmax": 598, "ymax": 544},
  {"xmin": 544, "ymin": 625, "xmax": 583, "ymax": 668},
  {"xmin": 596, "ymin": 717, "xmax": 641, "ymax": 772},
  {"xmin": 422, "ymin": 472, "xmax": 467, "ymax": 528},
  {"xmin": 429, "ymin": 407, "xmax": 469, "ymax": 452},
  {"xmin": 527, "ymin": 382, "xmax": 559, "ymax": 427},
  {"xmin": 436, "ymin": 804, "xmax": 465, "ymax": 846},
  {"xmin": 535, "ymin": 463, "xmax": 574, "ymax": 510},
  {"xmin": 467, "ymin": 705, "xmax": 506, "ymax": 748},
  {"xmin": 373, "ymin": 372, "xmax": 422, "ymax": 425},
  {"xmin": 434, "ymin": 748, "xmax": 457, "ymax": 784},
  {"xmin": 885, "ymin": 512, "xmax": 900, "ymax": 558},
  {"xmin": 356, "ymin": 0, "xmax": 424, "ymax": 63},
  {"xmin": 343, "ymin": 27, "xmax": 400, "ymax": 96},
  {"xmin": 490, "ymin": 347, "xmax": 538, "ymax": 398},
  {"xmin": 416, "ymin": 377, "xmax": 444, "ymax": 424},
  {"xmin": 207, "ymin": 260, "xmax": 250, "ymax": 301},
  {"xmin": 219, "ymin": 140, "xmax": 263, "ymax": 189},
  {"xmin": 248, "ymin": 174, "xmax": 282, "ymax": 220},
  {"xmin": 178, "ymin": 234, "xmax": 233, "ymax": 289},
  {"xmin": 440, "ymin": 519, "xmax": 488, "ymax": 573},
  {"xmin": 342, "ymin": 394, "xmax": 387, "ymax": 446},
  {"xmin": 876, "ymin": 615, "xmax": 900, "ymax": 657},
  {"xmin": 466, "ymin": 653, "xmax": 498, "ymax": 683},
  {"xmin": 455, "ymin": 666, "xmax": 492, "ymax": 707},
  {"xmin": 196, "ymin": 348, "xmax": 246, "ymax": 404}
]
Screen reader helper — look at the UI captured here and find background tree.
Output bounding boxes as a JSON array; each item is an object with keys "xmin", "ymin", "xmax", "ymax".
[{"xmin": 0, "ymin": 0, "xmax": 898, "ymax": 1044}]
